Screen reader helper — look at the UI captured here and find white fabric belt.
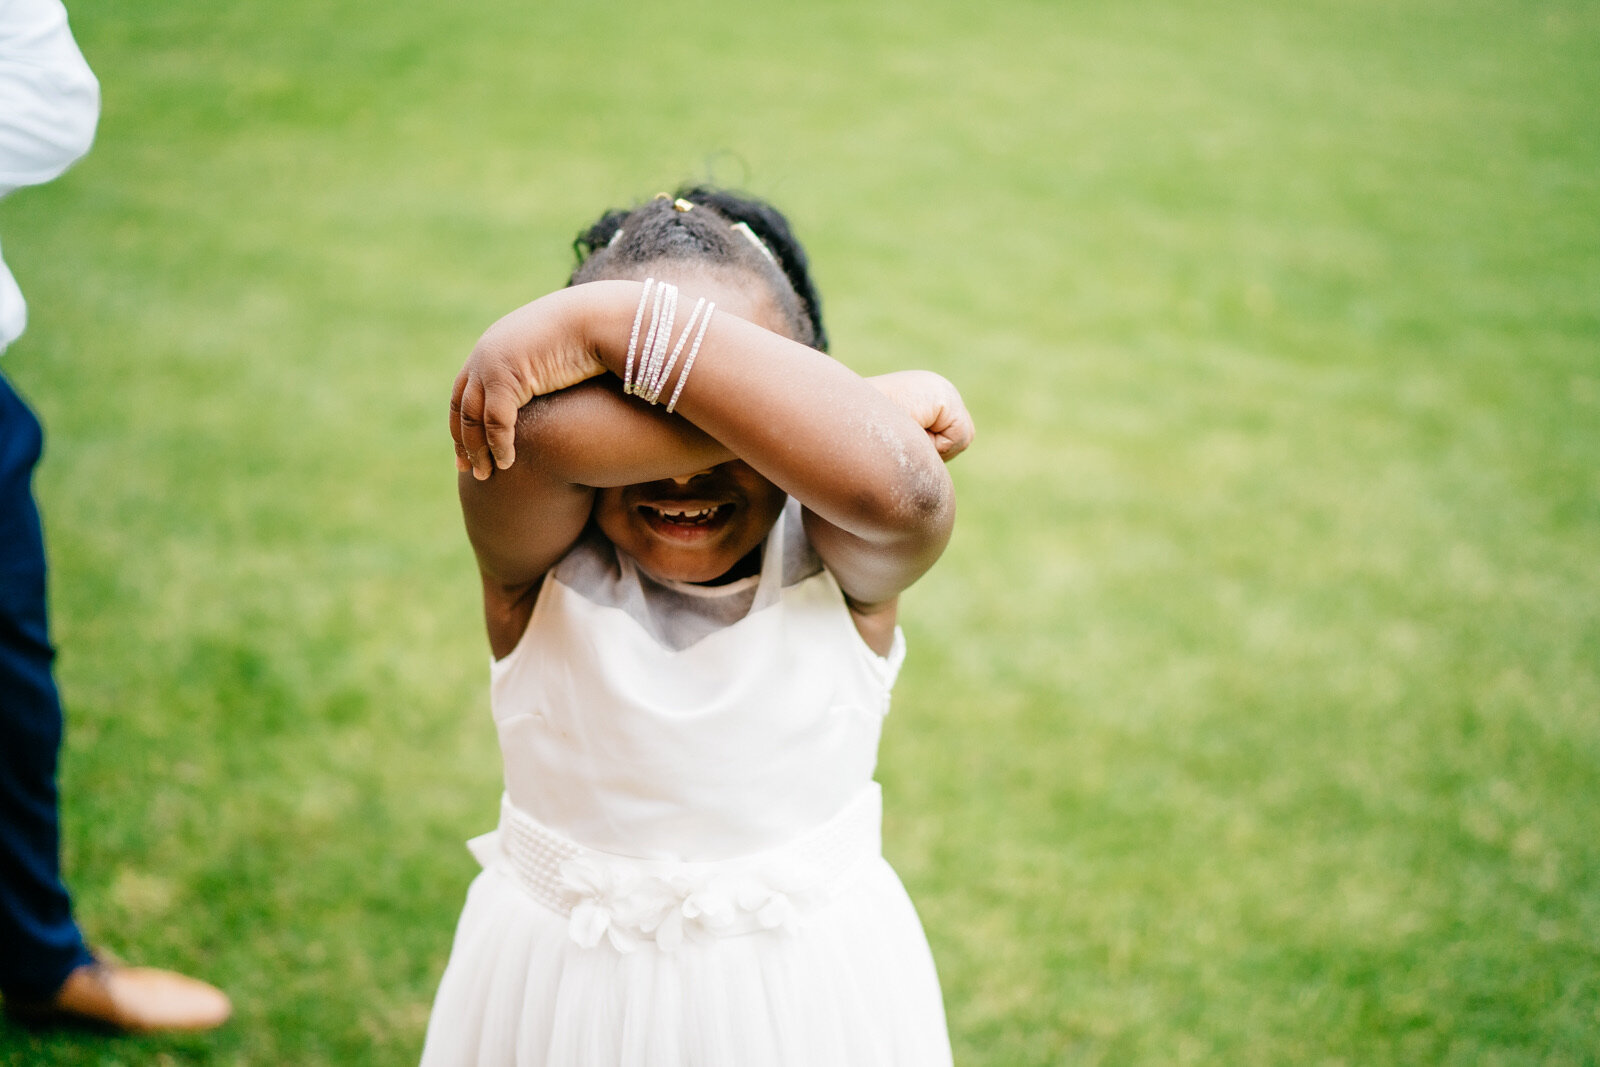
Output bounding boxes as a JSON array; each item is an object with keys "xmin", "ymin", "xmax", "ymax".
[{"xmin": 471, "ymin": 784, "xmax": 883, "ymax": 953}]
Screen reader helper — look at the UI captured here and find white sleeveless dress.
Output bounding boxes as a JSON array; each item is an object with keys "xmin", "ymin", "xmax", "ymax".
[{"xmin": 420, "ymin": 501, "xmax": 952, "ymax": 1066}]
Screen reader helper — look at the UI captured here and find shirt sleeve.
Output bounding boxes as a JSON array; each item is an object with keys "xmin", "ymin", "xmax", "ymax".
[{"xmin": 0, "ymin": 0, "xmax": 100, "ymax": 198}]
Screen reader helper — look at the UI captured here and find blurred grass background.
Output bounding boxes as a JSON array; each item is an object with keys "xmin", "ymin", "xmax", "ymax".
[{"xmin": 1, "ymin": 0, "xmax": 1596, "ymax": 1063}]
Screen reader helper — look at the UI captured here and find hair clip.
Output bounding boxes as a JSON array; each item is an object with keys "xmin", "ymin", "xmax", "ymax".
[
  {"xmin": 607, "ymin": 227, "xmax": 625, "ymax": 247},
  {"xmin": 731, "ymin": 221, "xmax": 779, "ymax": 265},
  {"xmin": 673, "ymin": 198, "xmax": 695, "ymax": 213}
]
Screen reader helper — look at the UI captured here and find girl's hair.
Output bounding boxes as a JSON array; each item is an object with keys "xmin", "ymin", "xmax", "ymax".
[{"xmin": 569, "ymin": 186, "xmax": 828, "ymax": 352}]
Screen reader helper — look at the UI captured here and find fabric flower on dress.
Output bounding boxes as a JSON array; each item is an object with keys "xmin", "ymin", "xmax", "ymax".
[
  {"xmin": 560, "ymin": 856, "xmax": 654, "ymax": 953},
  {"xmin": 557, "ymin": 856, "xmax": 818, "ymax": 953}
]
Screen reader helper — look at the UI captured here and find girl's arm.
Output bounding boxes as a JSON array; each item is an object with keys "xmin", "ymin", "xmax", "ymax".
[{"xmin": 454, "ymin": 280, "xmax": 971, "ymax": 642}]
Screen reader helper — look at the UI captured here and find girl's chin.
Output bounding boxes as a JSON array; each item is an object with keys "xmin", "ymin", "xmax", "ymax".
[
  {"xmin": 636, "ymin": 553, "xmax": 743, "ymax": 585},
  {"xmin": 630, "ymin": 535, "xmax": 752, "ymax": 585}
]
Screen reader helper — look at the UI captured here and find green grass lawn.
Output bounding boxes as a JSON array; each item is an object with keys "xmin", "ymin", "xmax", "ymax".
[{"xmin": 1, "ymin": 0, "xmax": 1595, "ymax": 1063}]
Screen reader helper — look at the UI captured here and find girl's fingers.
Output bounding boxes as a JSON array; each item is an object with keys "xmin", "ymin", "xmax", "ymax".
[
  {"xmin": 482, "ymin": 371, "xmax": 520, "ymax": 472},
  {"xmin": 449, "ymin": 371, "xmax": 472, "ymax": 472},
  {"xmin": 453, "ymin": 358, "xmax": 538, "ymax": 478},
  {"xmin": 457, "ymin": 376, "xmax": 492, "ymax": 480},
  {"xmin": 931, "ymin": 409, "xmax": 974, "ymax": 461}
]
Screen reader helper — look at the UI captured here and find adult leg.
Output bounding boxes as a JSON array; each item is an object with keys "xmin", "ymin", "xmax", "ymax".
[
  {"xmin": 0, "ymin": 373, "xmax": 231, "ymax": 1032},
  {"xmin": 0, "ymin": 371, "xmax": 93, "ymax": 1002}
]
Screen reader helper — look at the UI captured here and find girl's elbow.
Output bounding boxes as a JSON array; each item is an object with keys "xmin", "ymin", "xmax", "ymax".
[
  {"xmin": 862, "ymin": 464, "xmax": 954, "ymax": 546},
  {"xmin": 900, "ymin": 460, "xmax": 956, "ymax": 531}
]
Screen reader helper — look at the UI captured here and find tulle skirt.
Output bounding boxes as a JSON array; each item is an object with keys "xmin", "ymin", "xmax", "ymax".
[{"xmin": 419, "ymin": 855, "xmax": 951, "ymax": 1066}]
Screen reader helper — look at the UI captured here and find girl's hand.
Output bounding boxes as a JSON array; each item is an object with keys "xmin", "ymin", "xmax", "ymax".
[
  {"xmin": 868, "ymin": 370, "xmax": 975, "ymax": 461},
  {"xmin": 450, "ymin": 292, "xmax": 609, "ymax": 479}
]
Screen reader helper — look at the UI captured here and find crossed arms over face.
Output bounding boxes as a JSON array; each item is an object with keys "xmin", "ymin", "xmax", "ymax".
[{"xmin": 451, "ymin": 280, "xmax": 974, "ymax": 657}]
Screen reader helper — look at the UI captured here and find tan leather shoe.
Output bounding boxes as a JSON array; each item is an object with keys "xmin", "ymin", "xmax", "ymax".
[{"xmin": 9, "ymin": 956, "xmax": 232, "ymax": 1033}]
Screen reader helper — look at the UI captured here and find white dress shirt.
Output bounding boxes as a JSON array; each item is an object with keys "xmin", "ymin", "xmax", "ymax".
[{"xmin": 0, "ymin": 0, "xmax": 99, "ymax": 353}]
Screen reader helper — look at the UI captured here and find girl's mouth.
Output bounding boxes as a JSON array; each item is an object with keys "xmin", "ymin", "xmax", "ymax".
[{"xmin": 637, "ymin": 502, "xmax": 734, "ymax": 532}]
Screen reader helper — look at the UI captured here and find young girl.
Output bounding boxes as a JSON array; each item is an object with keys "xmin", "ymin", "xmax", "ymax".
[{"xmin": 423, "ymin": 187, "xmax": 973, "ymax": 1066}]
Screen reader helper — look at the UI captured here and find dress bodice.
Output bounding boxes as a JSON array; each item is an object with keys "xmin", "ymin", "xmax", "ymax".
[{"xmin": 489, "ymin": 500, "xmax": 904, "ymax": 862}]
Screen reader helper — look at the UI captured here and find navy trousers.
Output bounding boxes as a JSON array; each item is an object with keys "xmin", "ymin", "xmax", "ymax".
[{"xmin": 0, "ymin": 372, "xmax": 92, "ymax": 1001}]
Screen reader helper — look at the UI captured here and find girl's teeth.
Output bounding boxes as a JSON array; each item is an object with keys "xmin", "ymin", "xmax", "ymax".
[{"xmin": 646, "ymin": 504, "xmax": 722, "ymax": 525}]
